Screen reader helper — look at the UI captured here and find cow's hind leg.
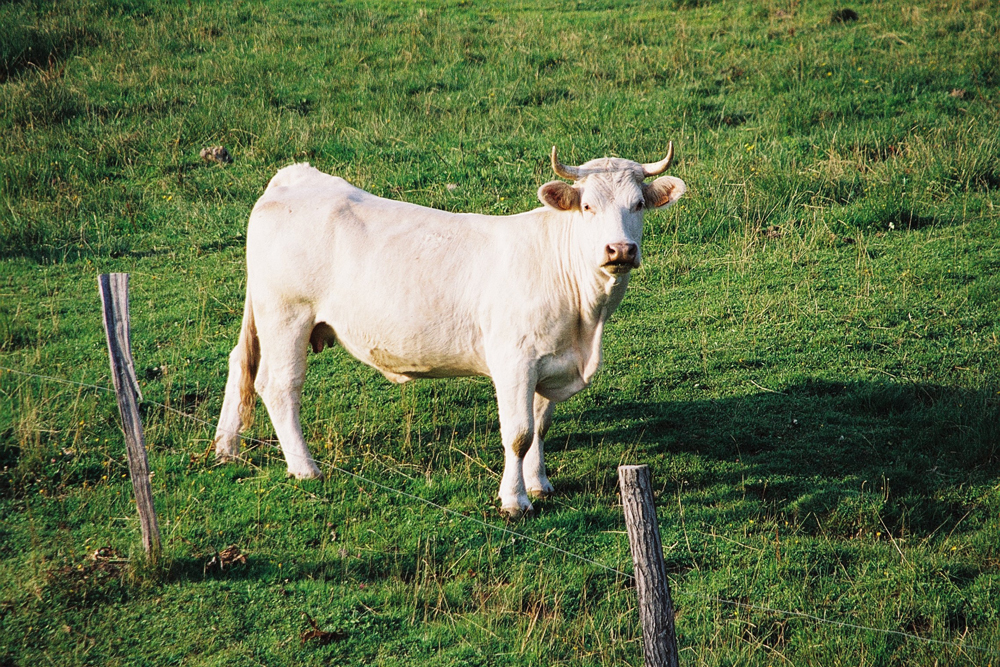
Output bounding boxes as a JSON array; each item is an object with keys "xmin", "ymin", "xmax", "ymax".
[
  {"xmin": 255, "ymin": 311, "xmax": 322, "ymax": 479},
  {"xmin": 214, "ymin": 344, "xmax": 248, "ymax": 460},
  {"xmin": 215, "ymin": 293, "xmax": 258, "ymax": 461},
  {"xmin": 524, "ymin": 393, "xmax": 555, "ymax": 499}
]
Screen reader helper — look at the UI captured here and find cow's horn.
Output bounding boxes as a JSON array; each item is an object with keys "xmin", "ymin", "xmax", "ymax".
[
  {"xmin": 551, "ymin": 146, "xmax": 581, "ymax": 181},
  {"xmin": 641, "ymin": 142, "xmax": 674, "ymax": 178}
]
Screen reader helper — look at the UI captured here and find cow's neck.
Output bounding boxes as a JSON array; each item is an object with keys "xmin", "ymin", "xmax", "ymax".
[{"xmin": 552, "ymin": 211, "xmax": 632, "ymax": 383}]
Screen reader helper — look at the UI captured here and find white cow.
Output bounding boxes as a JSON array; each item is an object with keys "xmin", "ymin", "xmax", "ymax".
[{"xmin": 213, "ymin": 146, "xmax": 685, "ymax": 517}]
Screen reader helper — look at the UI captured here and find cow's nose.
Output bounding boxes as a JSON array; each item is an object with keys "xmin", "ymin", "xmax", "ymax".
[{"xmin": 605, "ymin": 242, "xmax": 638, "ymax": 265}]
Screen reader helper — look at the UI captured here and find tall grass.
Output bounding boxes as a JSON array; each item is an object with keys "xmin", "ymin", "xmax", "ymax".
[{"xmin": 1, "ymin": 0, "xmax": 999, "ymax": 665}]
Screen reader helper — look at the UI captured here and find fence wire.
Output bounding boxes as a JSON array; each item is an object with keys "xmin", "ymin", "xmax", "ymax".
[{"xmin": 1, "ymin": 363, "xmax": 997, "ymax": 658}]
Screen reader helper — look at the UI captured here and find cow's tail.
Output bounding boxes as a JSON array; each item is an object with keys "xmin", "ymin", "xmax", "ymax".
[{"xmin": 237, "ymin": 286, "xmax": 260, "ymax": 432}]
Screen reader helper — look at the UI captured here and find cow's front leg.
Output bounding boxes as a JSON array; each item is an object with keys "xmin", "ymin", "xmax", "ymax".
[
  {"xmin": 524, "ymin": 393, "xmax": 555, "ymax": 499},
  {"xmin": 492, "ymin": 369, "xmax": 537, "ymax": 518}
]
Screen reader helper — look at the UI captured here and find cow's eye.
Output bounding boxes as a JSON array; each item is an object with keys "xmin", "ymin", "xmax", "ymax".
[
  {"xmin": 583, "ymin": 203, "xmax": 592, "ymax": 213},
  {"xmin": 634, "ymin": 201, "xmax": 644, "ymax": 212}
]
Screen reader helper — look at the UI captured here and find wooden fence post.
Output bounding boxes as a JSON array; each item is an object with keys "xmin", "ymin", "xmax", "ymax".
[
  {"xmin": 619, "ymin": 464, "xmax": 679, "ymax": 667},
  {"xmin": 99, "ymin": 273, "xmax": 161, "ymax": 561}
]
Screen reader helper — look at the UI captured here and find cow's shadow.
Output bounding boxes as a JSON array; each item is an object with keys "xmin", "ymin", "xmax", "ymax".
[
  {"xmin": 303, "ymin": 373, "xmax": 998, "ymax": 542},
  {"xmin": 157, "ymin": 378, "xmax": 997, "ymax": 590},
  {"xmin": 545, "ymin": 378, "xmax": 998, "ymax": 539}
]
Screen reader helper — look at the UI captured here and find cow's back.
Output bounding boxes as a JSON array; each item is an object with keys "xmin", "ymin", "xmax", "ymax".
[{"xmin": 245, "ymin": 163, "xmax": 505, "ymax": 380}]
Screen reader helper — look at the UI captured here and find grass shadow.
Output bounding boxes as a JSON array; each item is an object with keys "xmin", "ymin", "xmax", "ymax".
[
  {"xmin": 0, "ymin": 243, "xmax": 169, "ymax": 265},
  {"xmin": 556, "ymin": 380, "xmax": 999, "ymax": 538}
]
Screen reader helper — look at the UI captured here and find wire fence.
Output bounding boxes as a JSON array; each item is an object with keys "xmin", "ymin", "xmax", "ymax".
[{"xmin": 1, "ymin": 363, "xmax": 997, "ymax": 658}]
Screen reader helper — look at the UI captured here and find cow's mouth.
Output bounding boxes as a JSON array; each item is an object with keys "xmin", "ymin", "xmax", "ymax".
[{"xmin": 602, "ymin": 261, "xmax": 636, "ymax": 274}]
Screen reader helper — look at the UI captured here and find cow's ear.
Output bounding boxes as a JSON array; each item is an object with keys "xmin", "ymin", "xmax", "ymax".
[
  {"xmin": 643, "ymin": 176, "xmax": 686, "ymax": 209},
  {"xmin": 538, "ymin": 181, "xmax": 580, "ymax": 211}
]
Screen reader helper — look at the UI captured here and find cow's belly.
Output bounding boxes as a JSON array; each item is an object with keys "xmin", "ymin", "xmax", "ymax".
[
  {"xmin": 535, "ymin": 351, "xmax": 588, "ymax": 402},
  {"xmin": 328, "ymin": 317, "xmax": 490, "ymax": 384},
  {"xmin": 364, "ymin": 345, "xmax": 489, "ymax": 383}
]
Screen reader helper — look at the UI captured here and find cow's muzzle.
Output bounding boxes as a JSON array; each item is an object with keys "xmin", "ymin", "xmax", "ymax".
[{"xmin": 603, "ymin": 242, "xmax": 639, "ymax": 273}]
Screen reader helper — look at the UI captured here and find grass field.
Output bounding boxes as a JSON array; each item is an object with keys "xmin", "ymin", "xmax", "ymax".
[{"xmin": 2, "ymin": 0, "xmax": 999, "ymax": 664}]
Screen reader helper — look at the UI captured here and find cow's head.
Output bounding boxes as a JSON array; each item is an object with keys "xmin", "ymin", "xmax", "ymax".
[{"xmin": 538, "ymin": 144, "xmax": 685, "ymax": 277}]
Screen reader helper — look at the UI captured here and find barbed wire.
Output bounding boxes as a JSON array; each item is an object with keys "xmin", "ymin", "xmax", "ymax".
[{"xmin": 1, "ymin": 363, "xmax": 997, "ymax": 657}]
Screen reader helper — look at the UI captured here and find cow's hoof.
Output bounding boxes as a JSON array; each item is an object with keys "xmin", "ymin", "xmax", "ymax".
[
  {"xmin": 287, "ymin": 467, "xmax": 323, "ymax": 480},
  {"xmin": 527, "ymin": 484, "xmax": 554, "ymax": 500},
  {"xmin": 213, "ymin": 435, "xmax": 240, "ymax": 462},
  {"xmin": 498, "ymin": 504, "xmax": 534, "ymax": 520}
]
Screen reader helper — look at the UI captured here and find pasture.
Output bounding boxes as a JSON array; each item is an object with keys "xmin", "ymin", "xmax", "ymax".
[{"xmin": 1, "ymin": 0, "xmax": 999, "ymax": 664}]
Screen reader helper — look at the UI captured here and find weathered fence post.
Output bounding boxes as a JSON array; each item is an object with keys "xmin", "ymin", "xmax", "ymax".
[
  {"xmin": 619, "ymin": 464, "xmax": 679, "ymax": 667},
  {"xmin": 99, "ymin": 273, "xmax": 161, "ymax": 561}
]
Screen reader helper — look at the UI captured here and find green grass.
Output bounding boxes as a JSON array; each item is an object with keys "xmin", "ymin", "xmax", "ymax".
[{"xmin": 2, "ymin": 0, "xmax": 999, "ymax": 664}]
